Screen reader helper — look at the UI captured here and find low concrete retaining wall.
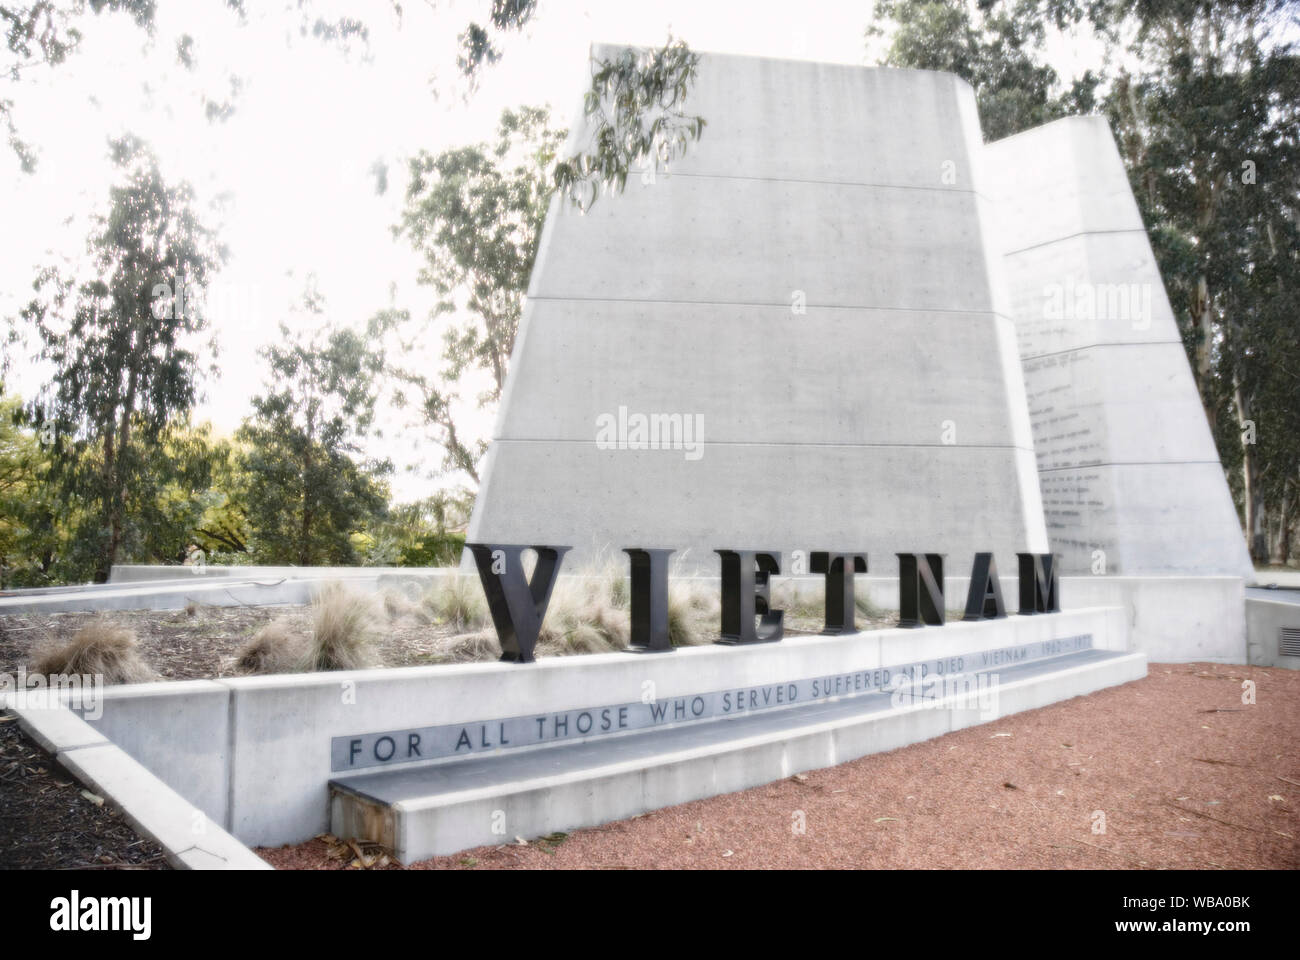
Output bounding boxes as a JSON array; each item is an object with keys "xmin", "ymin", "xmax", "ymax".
[
  {"xmin": 0, "ymin": 699, "xmax": 269, "ymax": 869},
  {"xmin": 107, "ymin": 564, "xmax": 446, "ymax": 584},
  {"xmin": 70, "ymin": 606, "xmax": 1126, "ymax": 849},
  {"xmin": 0, "ymin": 570, "xmax": 449, "ymax": 615}
]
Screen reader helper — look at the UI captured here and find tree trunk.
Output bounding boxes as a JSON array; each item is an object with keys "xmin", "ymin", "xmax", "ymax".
[
  {"xmin": 1278, "ymin": 480, "xmax": 1295, "ymax": 566},
  {"xmin": 94, "ymin": 417, "xmax": 118, "ymax": 584},
  {"xmin": 1192, "ymin": 280, "xmax": 1217, "ymax": 434},
  {"xmin": 1233, "ymin": 375, "xmax": 1263, "ymax": 562},
  {"xmin": 298, "ymin": 456, "xmax": 313, "ymax": 567}
]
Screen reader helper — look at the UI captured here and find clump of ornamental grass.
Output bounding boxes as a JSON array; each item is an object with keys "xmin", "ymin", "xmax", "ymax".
[
  {"xmin": 422, "ymin": 574, "xmax": 489, "ymax": 631},
  {"xmin": 233, "ymin": 620, "xmax": 303, "ymax": 675},
  {"xmin": 664, "ymin": 587, "xmax": 702, "ymax": 647},
  {"xmin": 855, "ymin": 592, "xmax": 886, "ymax": 621},
  {"xmin": 31, "ymin": 620, "xmax": 155, "ymax": 686},
  {"xmin": 435, "ymin": 629, "xmax": 502, "ymax": 663},
  {"xmin": 381, "ymin": 587, "xmax": 421, "ymax": 622},
  {"xmin": 535, "ymin": 575, "xmax": 630, "ymax": 656},
  {"xmin": 301, "ymin": 582, "xmax": 383, "ymax": 671},
  {"xmin": 769, "ymin": 582, "xmax": 826, "ymax": 626}
]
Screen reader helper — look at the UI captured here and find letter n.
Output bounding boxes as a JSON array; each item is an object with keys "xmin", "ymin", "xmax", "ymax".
[{"xmin": 898, "ymin": 553, "xmax": 945, "ymax": 628}]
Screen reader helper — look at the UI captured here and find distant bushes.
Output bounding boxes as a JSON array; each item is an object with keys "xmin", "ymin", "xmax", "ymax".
[{"xmin": 399, "ymin": 531, "xmax": 467, "ymax": 567}]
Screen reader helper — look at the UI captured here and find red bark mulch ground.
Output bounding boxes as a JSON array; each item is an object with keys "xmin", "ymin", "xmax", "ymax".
[{"xmin": 258, "ymin": 662, "xmax": 1299, "ymax": 870}]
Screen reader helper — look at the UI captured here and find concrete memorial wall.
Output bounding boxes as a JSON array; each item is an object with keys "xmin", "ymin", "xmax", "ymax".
[
  {"xmin": 467, "ymin": 50, "xmax": 1049, "ymax": 577},
  {"xmin": 985, "ymin": 116, "xmax": 1253, "ymax": 578}
]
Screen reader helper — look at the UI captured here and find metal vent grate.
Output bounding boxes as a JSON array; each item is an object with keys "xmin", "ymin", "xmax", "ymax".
[{"xmin": 1282, "ymin": 627, "xmax": 1300, "ymax": 658}]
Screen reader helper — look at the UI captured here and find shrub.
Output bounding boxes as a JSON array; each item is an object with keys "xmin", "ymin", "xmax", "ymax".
[
  {"xmin": 422, "ymin": 575, "xmax": 489, "ymax": 630},
  {"xmin": 400, "ymin": 532, "xmax": 467, "ymax": 567},
  {"xmin": 302, "ymin": 582, "xmax": 382, "ymax": 671},
  {"xmin": 436, "ymin": 629, "xmax": 501, "ymax": 662},
  {"xmin": 31, "ymin": 621, "xmax": 155, "ymax": 685},
  {"xmin": 234, "ymin": 621, "xmax": 302, "ymax": 674},
  {"xmin": 536, "ymin": 576, "xmax": 629, "ymax": 656}
]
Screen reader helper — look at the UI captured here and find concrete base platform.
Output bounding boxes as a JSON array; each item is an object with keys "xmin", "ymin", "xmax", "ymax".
[{"xmin": 330, "ymin": 647, "xmax": 1146, "ymax": 862}]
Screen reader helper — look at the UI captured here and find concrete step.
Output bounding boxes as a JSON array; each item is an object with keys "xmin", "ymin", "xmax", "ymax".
[{"xmin": 330, "ymin": 647, "xmax": 1146, "ymax": 862}]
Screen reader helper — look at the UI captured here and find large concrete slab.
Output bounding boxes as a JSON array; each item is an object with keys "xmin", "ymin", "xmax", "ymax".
[
  {"xmin": 986, "ymin": 116, "xmax": 1252, "ymax": 577},
  {"xmin": 469, "ymin": 49, "xmax": 1048, "ymax": 576}
]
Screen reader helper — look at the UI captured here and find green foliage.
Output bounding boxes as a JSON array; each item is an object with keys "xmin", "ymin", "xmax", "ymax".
[
  {"xmin": 237, "ymin": 291, "xmax": 391, "ymax": 566},
  {"xmin": 0, "ymin": 392, "xmax": 59, "ymax": 586},
  {"xmin": 455, "ymin": 0, "xmax": 537, "ymax": 78},
  {"xmin": 553, "ymin": 39, "xmax": 706, "ymax": 209},
  {"xmin": 869, "ymin": 0, "xmax": 1090, "ymax": 140},
  {"xmin": 11, "ymin": 135, "xmax": 224, "ymax": 581},
  {"xmin": 358, "ymin": 488, "xmax": 473, "ymax": 567},
  {"xmin": 1096, "ymin": 0, "xmax": 1300, "ymax": 560},
  {"xmin": 874, "ymin": 0, "xmax": 1300, "ymax": 563},
  {"xmin": 398, "ymin": 530, "xmax": 466, "ymax": 567},
  {"xmin": 1, "ymin": 2, "xmax": 157, "ymax": 169},
  {"xmin": 383, "ymin": 106, "xmax": 564, "ymax": 482}
]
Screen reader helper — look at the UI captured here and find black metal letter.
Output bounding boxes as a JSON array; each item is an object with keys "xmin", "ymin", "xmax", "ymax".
[
  {"xmin": 715, "ymin": 550, "xmax": 783, "ymax": 644},
  {"xmin": 963, "ymin": 552, "xmax": 1006, "ymax": 621},
  {"xmin": 811, "ymin": 552, "xmax": 868, "ymax": 634},
  {"xmin": 466, "ymin": 543, "xmax": 571, "ymax": 663},
  {"xmin": 624, "ymin": 547, "xmax": 675, "ymax": 652},
  {"xmin": 1017, "ymin": 552, "xmax": 1060, "ymax": 614},
  {"xmin": 898, "ymin": 553, "xmax": 945, "ymax": 628}
]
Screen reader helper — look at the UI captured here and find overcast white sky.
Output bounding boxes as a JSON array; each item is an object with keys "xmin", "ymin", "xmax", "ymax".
[{"xmin": 0, "ymin": 0, "xmax": 1104, "ymax": 501}]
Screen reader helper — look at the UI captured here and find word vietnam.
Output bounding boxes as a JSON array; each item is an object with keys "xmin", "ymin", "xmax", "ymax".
[{"xmin": 466, "ymin": 544, "xmax": 1060, "ymax": 663}]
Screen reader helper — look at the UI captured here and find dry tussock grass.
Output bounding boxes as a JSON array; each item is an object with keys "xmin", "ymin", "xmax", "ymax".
[
  {"xmin": 30, "ymin": 620, "xmax": 156, "ymax": 685},
  {"xmin": 302, "ymin": 583, "xmax": 383, "ymax": 671},
  {"xmin": 233, "ymin": 620, "xmax": 304, "ymax": 675}
]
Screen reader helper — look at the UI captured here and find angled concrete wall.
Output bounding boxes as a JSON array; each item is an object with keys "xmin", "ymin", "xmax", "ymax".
[
  {"xmin": 986, "ymin": 116, "xmax": 1252, "ymax": 577},
  {"xmin": 469, "ymin": 50, "xmax": 1048, "ymax": 576}
]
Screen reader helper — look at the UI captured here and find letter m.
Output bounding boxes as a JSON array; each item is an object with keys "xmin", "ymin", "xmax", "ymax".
[{"xmin": 1016, "ymin": 553, "xmax": 1060, "ymax": 614}]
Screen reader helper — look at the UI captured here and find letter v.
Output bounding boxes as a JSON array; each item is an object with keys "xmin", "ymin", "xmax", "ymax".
[{"xmin": 467, "ymin": 544, "xmax": 572, "ymax": 663}]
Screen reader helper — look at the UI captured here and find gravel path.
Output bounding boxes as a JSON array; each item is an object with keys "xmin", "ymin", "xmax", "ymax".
[{"xmin": 259, "ymin": 662, "xmax": 1300, "ymax": 870}]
